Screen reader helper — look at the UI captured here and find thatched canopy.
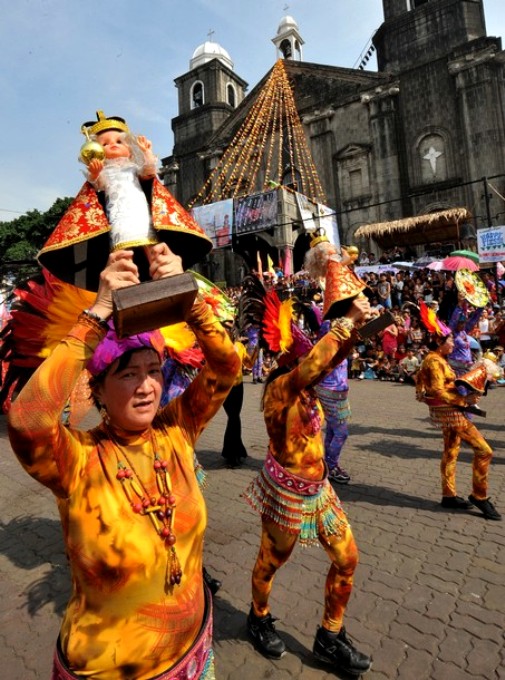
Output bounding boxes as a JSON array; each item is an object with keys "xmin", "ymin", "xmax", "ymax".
[{"xmin": 353, "ymin": 208, "xmax": 472, "ymax": 249}]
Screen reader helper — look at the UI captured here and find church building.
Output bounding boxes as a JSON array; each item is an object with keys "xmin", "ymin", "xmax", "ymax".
[{"xmin": 161, "ymin": 0, "xmax": 505, "ymax": 283}]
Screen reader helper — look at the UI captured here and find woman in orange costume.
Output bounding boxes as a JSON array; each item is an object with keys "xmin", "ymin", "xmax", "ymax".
[
  {"xmin": 8, "ymin": 245, "xmax": 240, "ymax": 679},
  {"xmin": 244, "ymin": 281, "xmax": 372, "ymax": 677},
  {"xmin": 416, "ymin": 330, "xmax": 500, "ymax": 521}
]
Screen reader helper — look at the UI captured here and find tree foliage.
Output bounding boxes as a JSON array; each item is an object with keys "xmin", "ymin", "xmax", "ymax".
[{"xmin": 0, "ymin": 197, "xmax": 73, "ymax": 286}]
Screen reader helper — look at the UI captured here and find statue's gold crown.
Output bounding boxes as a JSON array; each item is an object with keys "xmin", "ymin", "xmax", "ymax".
[
  {"xmin": 309, "ymin": 228, "xmax": 330, "ymax": 249},
  {"xmin": 81, "ymin": 110, "xmax": 130, "ymax": 137}
]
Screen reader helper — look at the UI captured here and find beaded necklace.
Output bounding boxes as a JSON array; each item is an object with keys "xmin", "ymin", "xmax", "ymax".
[{"xmin": 110, "ymin": 430, "xmax": 183, "ymax": 589}]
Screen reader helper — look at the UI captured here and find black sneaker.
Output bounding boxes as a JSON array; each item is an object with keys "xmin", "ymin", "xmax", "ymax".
[
  {"xmin": 468, "ymin": 495, "xmax": 502, "ymax": 521},
  {"xmin": 247, "ymin": 606, "xmax": 286, "ymax": 659},
  {"xmin": 203, "ymin": 568, "xmax": 222, "ymax": 596},
  {"xmin": 313, "ymin": 626, "xmax": 371, "ymax": 676},
  {"xmin": 441, "ymin": 496, "xmax": 472, "ymax": 510},
  {"xmin": 329, "ymin": 466, "xmax": 351, "ymax": 484}
]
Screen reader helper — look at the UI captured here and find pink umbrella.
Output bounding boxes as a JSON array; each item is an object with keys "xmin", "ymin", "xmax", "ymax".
[
  {"xmin": 427, "ymin": 260, "xmax": 444, "ymax": 271},
  {"xmin": 440, "ymin": 255, "xmax": 479, "ymax": 272}
]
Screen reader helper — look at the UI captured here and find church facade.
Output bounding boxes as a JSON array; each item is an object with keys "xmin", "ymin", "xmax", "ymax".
[{"xmin": 161, "ymin": 0, "xmax": 505, "ymax": 283}]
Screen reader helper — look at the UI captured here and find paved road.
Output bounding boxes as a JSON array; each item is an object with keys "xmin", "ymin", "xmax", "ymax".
[{"xmin": 1, "ymin": 378, "xmax": 504, "ymax": 679}]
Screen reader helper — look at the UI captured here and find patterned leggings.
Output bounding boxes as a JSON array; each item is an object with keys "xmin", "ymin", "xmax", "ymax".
[
  {"xmin": 323, "ymin": 419, "xmax": 349, "ymax": 470},
  {"xmin": 441, "ymin": 420, "xmax": 493, "ymax": 499},
  {"xmin": 252, "ymin": 349, "xmax": 263, "ymax": 380},
  {"xmin": 251, "ymin": 517, "xmax": 358, "ymax": 632}
]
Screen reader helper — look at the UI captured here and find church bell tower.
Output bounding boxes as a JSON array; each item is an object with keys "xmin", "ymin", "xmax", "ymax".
[
  {"xmin": 374, "ymin": 0, "xmax": 487, "ymax": 73},
  {"xmin": 272, "ymin": 14, "xmax": 304, "ymax": 61}
]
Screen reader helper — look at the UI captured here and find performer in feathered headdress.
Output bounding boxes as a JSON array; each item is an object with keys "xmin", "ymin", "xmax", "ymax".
[
  {"xmin": 7, "ymin": 246, "xmax": 240, "ymax": 678},
  {"xmin": 415, "ymin": 302, "xmax": 501, "ymax": 521},
  {"xmin": 303, "ymin": 230, "xmax": 366, "ymax": 487},
  {"xmin": 240, "ymin": 273, "xmax": 372, "ymax": 675}
]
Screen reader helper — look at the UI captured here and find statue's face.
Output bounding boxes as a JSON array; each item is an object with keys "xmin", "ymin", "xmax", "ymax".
[{"xmin": 97, "ymin": 130, "xmax": 131, "ymax": 160}]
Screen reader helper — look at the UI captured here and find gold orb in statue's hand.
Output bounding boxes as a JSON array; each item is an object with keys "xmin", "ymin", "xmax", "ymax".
[{"xmin": 79, "ymin": 140, "xmax": 105, "ymax": 165}]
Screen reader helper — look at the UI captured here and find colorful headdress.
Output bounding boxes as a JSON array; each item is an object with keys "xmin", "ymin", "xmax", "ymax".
[
  {"xmin": 0, "ymin": 268, "xmax": 231, "ymax": 417},
  {"xmin": 192, "ymin": 271, "xmax": 236, "ymax": 323},
  {"xmin": 88, "ymin": 324, "xmax": 165, "ymax": 377},
  {"xmin": 418, "ymin": 300, "xmax": 451, "ymax": 336},
  {"xmin": 238, "ymin": 275, "xmax": 315, "ymax": 367},
  {"xmin": 81, "ymin": 110, "xmax": 130, "ymax": 136}
]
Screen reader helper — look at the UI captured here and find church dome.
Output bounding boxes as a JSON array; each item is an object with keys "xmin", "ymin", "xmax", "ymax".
[
  {"xmin": 190, "ymin": 41, "xmax": 234, "ymax": 70},
  {"xmin": 277, "ymin": 15, "xmax": 299, "ymax": 34}
]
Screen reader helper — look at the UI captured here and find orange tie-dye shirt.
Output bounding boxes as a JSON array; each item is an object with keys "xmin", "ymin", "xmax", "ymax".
[
  {"xmin": 8, "ymin": 299, "xmax": 239, "ymax": 680},
  {"xmin": 263, "ymin": 324, "xmax": 356, "ymax": 481}
]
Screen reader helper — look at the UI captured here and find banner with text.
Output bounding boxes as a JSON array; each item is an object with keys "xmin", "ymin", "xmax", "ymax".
[
  {"xmin": 234, "ymin": 191, "xmax": 278, "ymax": 235},
  {"xmin": 192, "ymin": 198, "xmax": 234, "ymax": 248},
  {"xmin": 477, "ymin": 225, "xmax": 505, "ymax": 263}
]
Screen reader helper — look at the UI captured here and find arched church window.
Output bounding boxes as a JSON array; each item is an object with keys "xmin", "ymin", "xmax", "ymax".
[
  {"xmin": 227, "ymin": 83, "xmax": 236, "ymax": 108},
  {"xmin": 282, "ymin": 165, "xmax": 301, "ymax": 191},
  {"xmin": 191, "ymin": 81, "xmax": 204, "ymax": 109}
]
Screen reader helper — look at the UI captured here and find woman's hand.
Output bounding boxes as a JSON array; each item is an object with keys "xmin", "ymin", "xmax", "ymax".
[
  {"xmin": 90, "ymin": 250, "xmax": 140, "ymax": 320},
  {"xmin": 346, "ymin": 295, "xmax": 372, "ymax": 326},
  {"xmin": 145, "ymin": 242, "xmax": 183, "ymax": 280},
  {"xmin": 465, "ymin": 393, "xmax": 480, "ymax": 406}
]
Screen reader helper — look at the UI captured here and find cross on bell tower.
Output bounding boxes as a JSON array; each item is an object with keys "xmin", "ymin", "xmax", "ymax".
[{"xmin": 272, "ymin": 13, "xmax": 304, "ymax": 61}]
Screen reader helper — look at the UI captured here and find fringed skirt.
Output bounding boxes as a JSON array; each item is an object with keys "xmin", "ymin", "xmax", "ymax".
[
  {"xmin": 428, "ymin": 405, "xmax": 469, "ymax": 429},
  {"xmin": 243, "ymin": 450, "xmax": 349, "ymax": 546},
  {"xmin": 314, "ymin": 386, "xmax": 351, "ymax": 423}
]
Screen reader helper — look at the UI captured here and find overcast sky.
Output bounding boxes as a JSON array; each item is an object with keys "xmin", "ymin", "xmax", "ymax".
[{"xmin": 1, "ymin": 0, "xmax": 504, "ymax": 219}]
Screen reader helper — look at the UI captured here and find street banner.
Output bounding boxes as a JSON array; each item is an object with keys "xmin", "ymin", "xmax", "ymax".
[
  {"xmin": 294, "ymin": 192, "xmax": 317, "ymax": 232},
  {"xmin": 317, "ymin": 203, "xmax": 340, "ymax": 248},
  {"xmin": 477, "ymin": 225, "xmax": 505, "ymax": 263},
  {"xmin": 234, "ymin": 191, "xmax": 278, "ymax": 235},
  {"xmin": 355, "ymin": 264, "xmax": 399, "ymax": 276},
  {"xmin": 192, "ymin": 198, "xmax": 233, "ymax": 248}
]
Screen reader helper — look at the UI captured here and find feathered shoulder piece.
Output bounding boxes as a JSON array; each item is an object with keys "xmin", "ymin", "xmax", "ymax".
[
  {"xmin": 237, "ymin": 275, "xmax": 287, "ymax": 350},
  {"xmin": 419, "ymin": 300, "xmax": 451, "ymax": 336},
  {"xmin": 263, "ymin": 291, "xmax": 294, "ymax": 353},
  {"xmin": 191, "ymin": 271, "xmax": 236, "ymax": 323},
  {"xmin": 401, "ymin": 300, "xmax": 451, "ymax": 337},
  {"xmin": 0, "ymin": 269, "xmax": 96, "ymax": 412},
  {"xmin": 237, "ymin": 275, "xmax": 313, "ymax": 364}
]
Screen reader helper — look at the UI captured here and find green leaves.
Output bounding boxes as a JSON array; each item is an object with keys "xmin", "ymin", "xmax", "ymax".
[{"xmin": 0, "ymin": 197, "xmax": 73, "ymax": 285}]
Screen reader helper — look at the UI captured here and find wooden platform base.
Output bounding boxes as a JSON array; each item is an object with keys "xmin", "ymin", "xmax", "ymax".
[{"xmin": 112, "ymin": 273, "xmax": 198, "ymax": 337}]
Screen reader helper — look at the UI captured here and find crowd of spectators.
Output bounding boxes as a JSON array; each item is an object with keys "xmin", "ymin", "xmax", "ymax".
[{"xmin": 224, "ymin": 261, "xmax": 505, "ymax": 385}]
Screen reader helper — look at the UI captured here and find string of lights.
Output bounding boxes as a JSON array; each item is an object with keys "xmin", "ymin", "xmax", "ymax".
[{"xmin": 187, "ymin": 59, "xmax": 327, "ymax": 208}]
